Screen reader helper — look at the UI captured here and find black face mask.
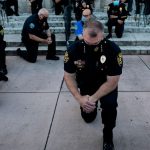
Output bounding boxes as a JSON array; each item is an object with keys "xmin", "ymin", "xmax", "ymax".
[
  {"xmin": 40, "ymin": 17, "xmax": 47, "ymax": 23},
  {"xmin": 43, "ymin": 17, "xmax": 48, "ymax": 22}
]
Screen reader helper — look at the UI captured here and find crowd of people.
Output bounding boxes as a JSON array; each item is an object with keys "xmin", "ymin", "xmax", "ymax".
[{"xmin": 0, "ymin": 1, "xmax": 150, "ymax": 150}]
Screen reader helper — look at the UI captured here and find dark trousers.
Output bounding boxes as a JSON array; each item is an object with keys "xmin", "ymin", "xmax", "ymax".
[
  {"xmin": 5, "ymin": 0, "xmax": 18, "ymax": 15},
  {"xmin": 135, "ymin": 0, "xmax": 146, "ymax": 14},
  {"xmin": 80, "ymin": 87, "xmax": 118, "ymax": 143},
  {"xmin": 128, "ymin": 0, "xmax": 133, "ymax": 12},
  {"xmin": 144, "ymin": 0, "xmax": 150, "ymax": 15},
  {"xmin": 21, "ymin": 33, "xmax": 56, "ymax": 63},
  {"xmin": 0, "ymin": 41, "xmax": 7, "ymax": 69},
  {"xmin": 107, "ymin": 19, "xmax": 124, "ymax": 38},
  {"xmin": 75, "ymin": 9, "xmax": 82, "ymax": 21},
  {"xmin": 64, "ymin": 5, "xmax": 72, "ymax": 42},
  {"xmin": 31, "ymin": 0, "xmax": 43, "ymax": 14},
  {"xmin": 53, "ymin": 0, "xmax": 63, "ymax": 15}
]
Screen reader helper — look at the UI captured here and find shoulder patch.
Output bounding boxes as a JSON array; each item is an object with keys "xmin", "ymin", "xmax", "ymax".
[
  {"xmin": 64, "ymin": 51, "xmax": 69, "ymax": 63},
  {"xmin": 117, "ymin": 52, "xmax": 123, "ymax": 66},
  {"xmin": 107, "ymin": 6, "xmax": 110, "ymax": 10},
  {"xmin": 29, "ymin": 23, "xmax": 35, "ymax": 29}
]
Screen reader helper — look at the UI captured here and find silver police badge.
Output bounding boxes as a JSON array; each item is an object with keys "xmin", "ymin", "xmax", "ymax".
[{"xmin": 100, "ymin": 55, "xmax": 106, "ymax": 64}]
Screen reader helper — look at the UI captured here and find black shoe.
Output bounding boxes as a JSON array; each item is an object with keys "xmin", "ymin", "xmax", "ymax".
[
  {"xmin": 1, "ymin": 68, "xmax": 8, "ymax": 75},
  {"xmin": 0, "ymin": 72, "xmax": 8, "ymax": 81},
  {"xmin": 15, "ymin": 13, "xmax": 19, "ymax": 16},
  {"xmin": 106, "ymin": 34, "xmax": 112, "ymax": 39},
  {"xmin": 16, "ymin": 48, "xmax": 21, "ymax": 56},
  {"xmin": 103, "ymin": 142, "xmax": 115, "ymax": 150},
  {"xmin": 46, "ymin": 56, "xmax": 60, "ymax": 60}
]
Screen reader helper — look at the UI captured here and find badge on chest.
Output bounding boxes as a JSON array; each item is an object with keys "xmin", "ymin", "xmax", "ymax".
[
  {"xmin": 74, "ymin": 60, "xmax": 85, "ymax": 70},
  {"xmin": 100, "ymin": 55, "xmax": 106, "ymax": 64}
]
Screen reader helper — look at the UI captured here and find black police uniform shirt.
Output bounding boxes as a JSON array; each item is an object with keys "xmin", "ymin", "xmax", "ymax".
[
  {"xmin": 21, "ymin": 14, "xmax": 49, "ymax": 41},
  {"xmin": 107, "ymin": 2, "xmax": 128, "ymax": 21},
  {"xmin": 64, "ymin": 39, "xmax": 123, "ymax": 90}
]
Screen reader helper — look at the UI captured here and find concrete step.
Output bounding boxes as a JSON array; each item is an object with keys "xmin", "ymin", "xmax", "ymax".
[
  {"xmin": 5, "ymin": 46, "xmax": 66, "ymax": 55},
  {"xmin": 7, "ymin": 12, "xmax": 147, "ymax": 21},
  {"xmin": 5, "ymin": 45, "xmax": 150, "ymax": 55},
  {"xmin": 4, "ymin": 33, "xmax": 150, "ymax": 47},
  {"xmin": 5, "ymin": 19, "xmax": 145, "ymax": 28},
  {"xmin": 4, "ymin": 26, "xmax": 150, "ymax": 34}
]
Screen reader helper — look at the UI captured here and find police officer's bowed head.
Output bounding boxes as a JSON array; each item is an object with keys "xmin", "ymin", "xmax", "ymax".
[{"xmin": 64, "ymin": 20, "xmax": 123, "ymax": 150}]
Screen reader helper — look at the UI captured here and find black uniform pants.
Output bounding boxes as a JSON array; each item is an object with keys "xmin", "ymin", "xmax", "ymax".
[
  {"xmin": 21, "ymin": 33, "xmax": 56, "ymax": 63},
  {"xmin": 75, "ymin": 8, "xmax": 82, "ymax": 21},
  {"xmin": 144, "ymin": 0, "xmax": 150, "ymax": 15},
  {"xmin": 107, "ymin": 19, "xmax": 124, "ymax": 38},
  {"xmin": 5, "ymin": 0, "xmax": 18, "ymax": 15},
  {"xmin": 31, "ymin": 0, "xmax": 43, "ymax": 14},
  {"xmin": 128, "ymin": 0, "xmax": 133, "ymax": 12},
  {"xmin": 135, "ymin": 0, "xmax": 145, "ymax": 14},
  {"xmin": 53, "ymin": 0, "xmax": 63, "ymax": 15},
  {"xmin": 0, "ymin": 41, "xmax": 7, "ymax": 69},
  {"xmin": 80, "ymin": 87, "xmax": 118, "ymax": 144}
]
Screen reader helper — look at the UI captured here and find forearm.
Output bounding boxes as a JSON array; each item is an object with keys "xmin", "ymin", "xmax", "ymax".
[
  {"xmin": 46, "ymin": 29, "xmax": 51, "ymax": 37},
  {"xmin": 90, "ymin": 76, "xmax": 120, "ymax": 102},
  {"xmin": 64, "ymin": 72, "xmax": 81, "ymax": 102},
  {"xmin": 29, "ymin": 34, "xmax": 45, "ymax": 43}
]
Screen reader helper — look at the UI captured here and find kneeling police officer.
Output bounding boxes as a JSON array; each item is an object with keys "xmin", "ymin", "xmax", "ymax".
[
  {"xmin": 64, "ymin": 20, "xmax": 123, "ymax": 150},
  {"xmin": 17, "ymin": 8, "xmax": 59, "ymax": 63},
  {"xmin": 106, "ymin": 0, "xmax": 128, "ymax": 39}
]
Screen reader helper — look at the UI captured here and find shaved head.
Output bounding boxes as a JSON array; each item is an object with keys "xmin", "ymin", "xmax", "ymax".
[
  {"xmin": 82, "ymin": 9, "xmax": 91, "ymax": 16},
  {"xmin": 38, "ymin": 8, "xmax": 49, "ymax": 18}
]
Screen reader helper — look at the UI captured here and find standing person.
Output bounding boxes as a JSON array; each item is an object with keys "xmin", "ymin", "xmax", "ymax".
[
  {"xmin": 29, "ymin": 0, "xmax": 43, "ymax": 14},
  {"xmin": 64, "ymin": 20, "xmax": 123, "ymax": 150},
  {"xmin": 17, "ymin": 8, "xmax": 59, "ymax": 63},
  {"xmin": 5, "ymin": 0, "xmax": 19, "ymax": 16},
  {"xmin": 52, "ymin": 0, "xmax": 64, "ymax": 15},
  {"xmin": 106, "ymin": 0, "xmax": 128, "ymax": 39}
]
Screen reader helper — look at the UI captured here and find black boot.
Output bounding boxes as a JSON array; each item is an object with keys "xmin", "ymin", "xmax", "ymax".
[
  {"xmin": 0, "ymin": 67, "xmax": 8, "ymax": 75},
  {"xmin": 103, "ymin": 142, "xmax": 115, "ymax": 150},
  {"xmin": 0, "ymin": 72, "xmax": 8, "ymax": 81},
  {"xmin": 46, "ymin": 34, "xmax": 59, "ymax": 60}
]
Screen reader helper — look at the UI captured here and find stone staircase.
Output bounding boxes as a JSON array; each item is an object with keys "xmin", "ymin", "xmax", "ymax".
[{"xmin": 3, "ymin": 11, "xmax": 150, "ymax": 55}]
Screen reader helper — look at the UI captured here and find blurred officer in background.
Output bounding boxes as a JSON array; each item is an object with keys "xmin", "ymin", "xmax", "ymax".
[
  {"xmin": 17, "ymin": 8, "xmax": 59, "ymax": 63},
  {"xmin": 75, "ymin": 8, "xmax": 94, "ymax": 41},
  {"xmin": 106, "ymin": 0, "xmax": 128, "ymax": 39}
]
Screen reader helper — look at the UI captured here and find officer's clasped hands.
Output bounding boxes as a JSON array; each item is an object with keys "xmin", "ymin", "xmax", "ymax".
[{"xmin": 78, "ymin": 95, "xmax": 96, "ymax": 113}]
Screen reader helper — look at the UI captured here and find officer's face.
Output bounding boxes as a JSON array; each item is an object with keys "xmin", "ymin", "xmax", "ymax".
[
  {"xmin": 82, "ymin": 2, "xmax": 86, "ymax": 8},
  {"xmin": 83, "ymin": 29, "xmax": 104, "ymax": 45},
  {"xmin": 39, "ymin": 14, "xmax": 48, "ymax": 21}
]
